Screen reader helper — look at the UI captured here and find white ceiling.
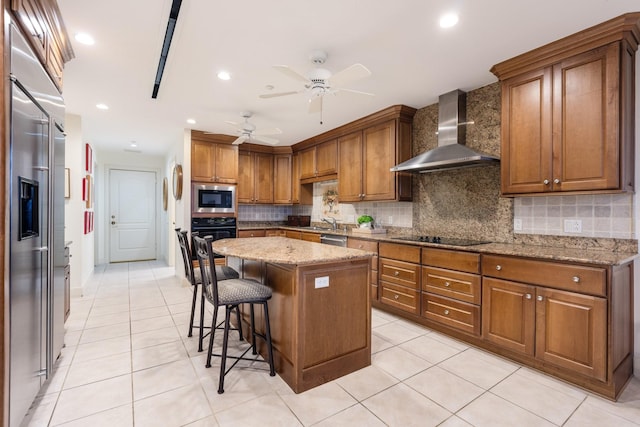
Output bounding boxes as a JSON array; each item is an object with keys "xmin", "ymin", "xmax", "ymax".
[{"xmin": 57, "ymin": 0, "xmax": 639, "ymax": 156}]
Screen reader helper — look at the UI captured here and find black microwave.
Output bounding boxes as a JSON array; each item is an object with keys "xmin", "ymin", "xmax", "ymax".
[{"xmin": 192, "ymin": 183, "xmax": 236, "ymax": 214}]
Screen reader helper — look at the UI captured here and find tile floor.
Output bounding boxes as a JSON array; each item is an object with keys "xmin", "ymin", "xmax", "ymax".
[{"xmin": 21, "ymin": 261, "xmax": 640, "ymax": 426}]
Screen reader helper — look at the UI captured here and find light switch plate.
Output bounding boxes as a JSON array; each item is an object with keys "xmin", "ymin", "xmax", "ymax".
[
  {"xmin": 564, "ymin": 219, "xmax": 582, "ymax": 233},
  {"xmin": 315, "ymin": 276, "xmax": 329, "ymax": 288},
  {"xmin": 514, "ymin": 218, "xmax": 522, "ymax": 231}
]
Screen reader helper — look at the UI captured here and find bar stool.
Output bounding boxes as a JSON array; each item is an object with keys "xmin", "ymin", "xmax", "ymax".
[
  {"xmin": 175, "ymin": 228, "xmax": 240, "ymax": 351},
  {"xmin": 193, "ymin": 235, "xmax": 276, "ymax": 394}
]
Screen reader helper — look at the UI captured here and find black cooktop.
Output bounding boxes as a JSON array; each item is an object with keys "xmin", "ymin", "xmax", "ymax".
[{"xmin": 392, "ymin": 236, "xmax": 489, "ymax": 246}]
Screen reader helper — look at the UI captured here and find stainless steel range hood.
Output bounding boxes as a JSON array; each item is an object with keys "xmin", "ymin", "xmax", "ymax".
[{"xmin": 390, "ymin": 89, "xmax": 499, "ymax": 173}]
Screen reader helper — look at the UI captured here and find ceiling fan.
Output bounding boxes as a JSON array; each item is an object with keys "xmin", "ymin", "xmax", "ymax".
[
  {"xmin": 259, "ymin": 50, "xmax": 373, "ymax": 115},
  {"xmin": 225, "ymin": 112, "xmax": 282, "ymax": 145}
]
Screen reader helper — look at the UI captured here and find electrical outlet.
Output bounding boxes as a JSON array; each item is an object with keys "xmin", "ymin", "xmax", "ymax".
[
  {"xmin": 388, "ymin": 216, "xmax": 393, "ymax": 225},
  {"xmin": 513, "ymin": 218, "xmax": 522, "ymax": 231},
  {"xmin": 564, "ymin": 219, "xmax": 582, "ymax": 233},
  {"xmin": 314, "ymin": 276, "xmax": 329, "ymax": 289}
]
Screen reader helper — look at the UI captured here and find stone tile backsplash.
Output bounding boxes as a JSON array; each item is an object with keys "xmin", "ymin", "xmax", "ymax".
[{"xmin": 514, "ymin": 194, "xmax": 634, "ymax": 239}]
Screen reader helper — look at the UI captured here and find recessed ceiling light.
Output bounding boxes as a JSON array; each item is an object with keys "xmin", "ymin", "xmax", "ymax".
[
  {"xmin": 439, "ymin": 12, "xmax": 459, "ymax": 28},
  {"xmin": 130, "ymin": 141, "xmax": 137, "ymax": 148},
  {"xmin": 96, "ymin": 103, "xmax": 109, "ymax": 110},
  {"xmin": 74, "ymin": 32, "xmax": 95, "ymax": 45},
  {"xmin": 217, "ymin": 70, "xmax": 231, "ymax": 80},
  {"xmin": 186, "ymin": 118, "xmax": 196, "ymax": 124}
]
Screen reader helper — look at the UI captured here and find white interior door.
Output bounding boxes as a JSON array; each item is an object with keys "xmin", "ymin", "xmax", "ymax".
[{"xmin": 109, "ymin": 169, "xmax": 157, "ymax": 262}]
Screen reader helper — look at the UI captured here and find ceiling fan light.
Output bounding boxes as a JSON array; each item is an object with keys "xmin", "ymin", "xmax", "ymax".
[
  {"xmin": 217, "ymin": 70, "xmax": 231, "ymax": 80},
  {"xmin": 439, "ymin": 12, "xmax": 459, "ymax": 28}
]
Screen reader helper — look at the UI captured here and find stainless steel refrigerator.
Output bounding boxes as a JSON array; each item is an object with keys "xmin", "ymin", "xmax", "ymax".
[{"xmin": 8, "ymin": 24, "xmax": 66, "ymax": 427}]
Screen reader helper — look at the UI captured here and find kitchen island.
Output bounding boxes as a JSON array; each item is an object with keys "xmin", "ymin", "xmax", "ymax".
[{"xmin": 211, "ymin": 237, "xmax": 374, "ymax": 393}]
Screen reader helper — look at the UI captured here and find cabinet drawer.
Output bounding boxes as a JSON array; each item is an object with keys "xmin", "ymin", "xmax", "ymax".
[
  {"xmin": 482, "ymin": 255, "xmax": 606, "ymax": 296},
  {"xmin": 422, "ymin": 267, "xmax": 481, "ymax": 304},
  {"xmin": 348, "ymin": 238, "xmax": 378, "ymax": 253},
  {"xmin": 422, "ymin": 293, "xmax": 480, "ymax": 336},
  {"xmin": 379, "ymin": 243, "xmax": 421, "ymax": 263},
  {"xmin": 422, "ymin": 248, "xmax": 480, "ymax": 273},
  {"xmin": 238, "ymin": 229, "xmax": 266, "ymax": 238},
  {"xmin": 379, "ymin": 258, "xmax": 420, "ymax": 289},
  {"xmin": 380, "ymin": 282, "xmax": 420, "ymax": 314}
]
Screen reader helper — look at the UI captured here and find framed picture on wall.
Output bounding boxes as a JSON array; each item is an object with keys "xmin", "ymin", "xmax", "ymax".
[
  {"xmin": 65, "ymin": 168, "xmax": 70, "ymax": 198},
  {"xmin": 85, "ymin": 143, "xmax": 93, "ymax": 173}
]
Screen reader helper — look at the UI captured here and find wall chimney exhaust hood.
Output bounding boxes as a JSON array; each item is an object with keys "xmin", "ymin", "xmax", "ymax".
[{"xmin": 390, "ymin": 89, "xmax": 499, "ymax": 173}]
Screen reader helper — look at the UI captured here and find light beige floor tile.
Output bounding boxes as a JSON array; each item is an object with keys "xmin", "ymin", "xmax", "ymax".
[
  {"xmin": 399, "ymin": 335, "xmax": 464, "ymax": 364},
  {"xmin": 516, "ymin": 367, "xmax": 588, "ymax": 400},
  {"xmin": 371, "ymin": 312, "xmax": 394, "ymax": 328},
  {"xmin": 84, "ymin": 311, "xmax": 130, "ymax": 329},
  {"xmin": 438, "ymin": 348, "xmax": 518, "ymax": 389},
  {"xmin": 439, "ymin": 415, "xmax": 474, "ymax": 427},
  {"xmin": 132, "ymin": 340, "xmax": 189, "ymax": 371},
  {"xmin": 335, "ymin": 364, "xmax": 399, "ymax": 401},
  {"xmin": 129, "ymin": 305, "xmax": 170, "ymax": 321},
  {"xmin": 363, "ymin": 383, "xmax": 451, "ymax": 427},
  {"xmin": 564, "ymin": 400, "xmax": 640, "ymax": 427},
  {"xmin": 133, "ymin": 358, "xmax": 197, "ymax": 400},
  {"xmin": 313, "ymin": 403, "xmax": 386, "ymax": 426},
  {"xmin": 580, "ymin": 377, "xmax": 640, "ymax": 426},
  {"xmin": 88, "ymin": 303, "xmax": 131, "ymax": 317},
  {"xmin": 64, "ymin": 352, "xmax": 131, "ymax": 389},
  {"xmin": 215, "ymin": 393, "xmax": 302, "ymax": 427},
  {"xmin": 131, "ymin": 325, "xmax": 181, "ymax": 350},
  {"xmin": 55, "ymin": 344, "xmax": 77, "ymax": 367},
  {"xmin": 92, "ymin": 296, "xmax": 130, "ymax": 307},
  {"xmin": 22, "ymin": 390, "xmax": 59, "ymax": 426},
  {"xmin": 49, "ymin": 374, "xmax": 132, "ymax": 426},
  {"xmin": 491, "ymin": 370, "xmax": 584, "ymax": 425},
  {"xmin": 372, "ymin": 346, "xmax": 432, "ymax": 380},
  {"xmin": 457, "ymin": 392, "xmax": 555, "ymax": 427},
  {"xmin": 167, "ymin": 301, "xmax": 193, "ymax": 314},
  {"xmin": 39, "ymin": 363, "xmax": 70, "ymax": 395},
  {"xmin": 279, "ymin": 381, "xmax": 358, "ymax": 425},
  {"xmin": 184, "ymin": 416, "xmax": 220, "ymax": 427},
  {"xmin": 131, "ymin": 314, "xmax": 176, "ymax": 334},
  {"xmin": 370, "ymin": 334, "xmax": 394, "ymax": 354},
  {"xmin": 405, "ymin": 366, "xmax": 484, "ymax": 412},
  {"xmin": 133, "ymin": 383, "xmax": 212, "ymax": 427},
  {"xmin": 79, "ymin": 321, "xmax": 131, "ymax": 344},
  {"xmin": 425, "ymin": 331, "xmax": 470, "ymax": 351},
  {"xmin": 72, "ymin": 335, "xmax": 131, "ymax": 364},
  {"xmin": 372, "ymin": 321, "xmax": 425, "ymax": 345},
  {"xmin": 63, "ymin": 330, "xmax": 82, "ymax": 347},
  {"xmin": 56, "ymin": 404, "xmax": 133, "ymax": 427},
  {"xmin": 130, "ymin": 297, "xmax": 167, "ymax": 310}
]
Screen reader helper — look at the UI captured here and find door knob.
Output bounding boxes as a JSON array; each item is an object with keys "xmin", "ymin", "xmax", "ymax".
[{"xmin": 111, "ymin": 221, "xmax": 116, "ymax": 225}]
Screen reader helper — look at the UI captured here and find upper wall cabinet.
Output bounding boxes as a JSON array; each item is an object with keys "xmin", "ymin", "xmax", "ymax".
[
  {"xmin": 11, "ymin": 0, "xmax": 75, "ymax": 91},
  {"xmin": 190, "ymin": 132, "xmax": 238, "ymax": 183},
  {"xmin": 238, "ymin": 151, "xmax": 273, "ymax": 204},
  {"xmin": 491, "ymin": 13, "xmax": 640, "ymax": 196},
  {"xmin": 299, "ymin": 139, "xmax": 337, "ymax": 183}
]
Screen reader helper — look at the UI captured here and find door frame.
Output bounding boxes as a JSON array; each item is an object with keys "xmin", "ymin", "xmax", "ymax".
[{"xmin": 102, "ymin": 164, "xmax": 162, "ymax": 264}]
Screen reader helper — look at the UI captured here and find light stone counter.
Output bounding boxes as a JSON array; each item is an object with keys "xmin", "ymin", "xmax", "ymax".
[{"xmin": 211, "ymin": 236, "xmax": 374, "ymax": 265}]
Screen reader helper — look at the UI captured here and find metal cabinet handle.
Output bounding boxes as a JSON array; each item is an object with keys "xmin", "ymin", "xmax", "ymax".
[
  {"xmin": 554, "ymin": 178, "xmax": 560, "ymax": 184},
  {"xmin": 543, "ymin": 179, "xmax": 550, "ymax": 185},
  {"xmin": 496, "ymin": 265, "xmax": 502, "ymax": 271},
  {"xmin": 394, "ymin": 294, "xmax": 399, "ymax": 300},
  {"xmin": 445, "ymin": 281, "xmax": 451, "ymax": 287},
  {"xmin": 443, "ymin": 309, "xmax": 450, "ymax": 315},
  {"xmin": 537, "ymin": 295, "xmax": 543, "ymax": 301},
  {"xmin": 572, "ymin": 276, "xmax": 580, "ymax": 283},
  {"xmin": 394, "ymin": 271, "xmax": 399, "ymax": 276},
  {"xmin": 525, "ymin": 293, "xmax": 532, "ymax": 299}
]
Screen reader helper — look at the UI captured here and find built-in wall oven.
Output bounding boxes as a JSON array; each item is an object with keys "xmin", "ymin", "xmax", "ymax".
[
  {"xmin": 192, "ymin": 183, "xmax": 236, "ymax": 215},
  {"xmin": 191, "ymin": 217, "xmax": 237, "ymax": 258}
]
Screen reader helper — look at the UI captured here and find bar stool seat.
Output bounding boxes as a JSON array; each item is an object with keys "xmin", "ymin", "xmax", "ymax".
[{"xmin": 193, "ymin": 235, "xmax": 276, "ymax": 394}]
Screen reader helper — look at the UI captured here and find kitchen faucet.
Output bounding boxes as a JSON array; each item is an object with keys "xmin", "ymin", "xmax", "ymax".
[{"xmin": 322, "ymin": 217, "xmax": 337, "ymax": 230}]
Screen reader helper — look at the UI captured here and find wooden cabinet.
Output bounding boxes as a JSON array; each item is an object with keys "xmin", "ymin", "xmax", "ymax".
[
  {"xmin": 301, "ymin": 232, "xmax": 320, "ymax": 243},
  {"xmin": 273, "ymin": 154, "xmax": 292, "ymax": 204},
  {"xmin": 378, "ymin": 243, "xmax": 420, "ymax": 315},
  {"xmin": 299, "ymin": 139, "xmax": 337, "ymax": 182},
  {"xmin": 492, "ymin": 14, "xmax": 639, "ymax": 195},
  {"xmin": 238, "ymin": 151, "xmax": 273, "ymax": 204},
  {"xmin": 348, "ymin": 237, "xmax": 379, "ymax": 301},
  {"xmin": 238, "ymin": 229, "xmax": 266, "ymax": 238},
  {"xmin": 421, "ymin": 248, "xmax": 481, "ymax": 336},
  {"xmin": 191, "ymin": 140, "xmax": 238, "ymax": 183},
  {"xmin": 266, "ymin": 229, "xmax": 286, "ymax": 237}
]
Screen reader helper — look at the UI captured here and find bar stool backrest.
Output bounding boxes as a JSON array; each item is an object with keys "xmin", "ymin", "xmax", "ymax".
[
  {"xmin": 193, "ymin": 235, "xmax": 220, "ymax": 309},
  {"xmin": 175, "ymin": 229, "xmax": 197, "ymax": 286}
]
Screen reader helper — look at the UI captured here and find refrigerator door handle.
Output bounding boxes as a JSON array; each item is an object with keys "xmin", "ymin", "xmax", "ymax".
[
  {"xmin": 34, "ymin": 247, "xmax": 49, "ymax": 252},
  {"xmin": 34, "ymin": 166, "xmax": 49, "ymax": 171}
]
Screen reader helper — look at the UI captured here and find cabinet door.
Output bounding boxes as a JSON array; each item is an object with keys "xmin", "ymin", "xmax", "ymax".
[
  {"xmin": 535, "ymin": 287, "xmax": 607, "ymax": 381},
  {"xmin": 299, "ymin": 147, "xmax": 316, "ymax": 180},
  {"xmin": 215, "ymin": 144, "xmax": 238, "ymax": 183},
  {"xmin": 337, "ymin": 131, "xmax": 363, "ymax": 202},
  {"xmin": 316, "ymin": 139, "xmax": 337, "ymax": 176},
  {"xmin": 273, "ymin": 154, "xmax": 292, "ymax": 204},
  {"xmin": 482, "ymin": 278, "xmax": 535, "ymax": 355},
  {"xmin": 253, "ymin": 153, "xmax": 274, "ymax": 203},
  {"xmin": 238, "ymin": 229, "xmax": 266, "ymax": 238},
  {"xmin": 12, "ymin": 0, "xmax": 48, "ymax": 62},
  {"xmin": 552, "ymin": 44, "xmax": 620, "ymax": 192},
  {"xmin": 237, "ymin": 151, "xmax": 254, "ymax": 203},
  {"xmin": 191, "ymin": 140, "xmax": 216, "ymax": 182},
  {"xmin": 500, "ymin": 68, "xmax": 553, "ymax": 195},
  {"xmin": 363, "ymin": 121, "xmax": 396, "ymax": 201}
]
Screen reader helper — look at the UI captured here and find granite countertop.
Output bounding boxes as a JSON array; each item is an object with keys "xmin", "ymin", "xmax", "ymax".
[
  {"xmin": 237, "ymin": 224, "xmax": 637, "ymax": 266},
  {"xmin": 211, "ymin": 237, "xmax": 375, "ymax": 265}
]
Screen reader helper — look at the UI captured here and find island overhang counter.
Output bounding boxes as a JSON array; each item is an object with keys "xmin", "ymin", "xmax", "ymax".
[{"xmin": 211, "ymin": 237, "xmax": 374, "ymax": 393}]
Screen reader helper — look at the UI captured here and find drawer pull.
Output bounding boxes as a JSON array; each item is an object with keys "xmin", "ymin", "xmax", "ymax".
[
  {"xmin": 572, "ymin": 276, "xmax": 580, "ymax": 283},
  {"xmin": 525, "ymin": 293, "xmax": 532, "ymax": 299},
  {"xmin": 443, "ymin": 309, "xmax": 450, "ymax": 315},
  {"xmin": 394, "ymin": 271, "xmax": 399, "ymax": 276},
  {"xmin": 495, "ymin": 265, "xmax": 502, "ymax": 271},
  {"xmin": 444, "ymin": 281, "xmax": 451, "ymax": 287},
  {"xmin": 358, "ymin": 245, "xmax": 363, "ymax": 249},
  {"xmin": 394, "ymin": 294, "xmax": 399, "ymax": 300},
  {"xmin": 537, "ymin": 295, "xmax": 543, "ymax": 302}
]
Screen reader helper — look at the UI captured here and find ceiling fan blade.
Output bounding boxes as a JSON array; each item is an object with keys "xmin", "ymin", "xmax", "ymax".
[
  {"xmin": 232, "ymin": 135, "xmax": 248, "ymax": 145},
  {"xmin": 334, "ymin": 87, "xmax": 375, "ymax": 97},
  {"xmin": 273, "ymin": 65, "xmax": 310, "ymax": 83},
  {"xmin": 253, "ymin": 127, "xmax": 282, "ymax": 136},
  {"xmin": 251, "ymin": 135, "xmax": 280, "ymax": 145},
  {"xmin": 224, "ymin": 120, "xmax": 240, "ymax": 126},
  {"xmin": 308, "ymin": 96, "xmax": 322, "ymax": 114},
  {"xmin": 328, "ymin": 63, "xmax": 371, "ymax": 87},
  {"xmin": 259, "ymin": 90, "xmax": 302, "ymax": 99}
]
